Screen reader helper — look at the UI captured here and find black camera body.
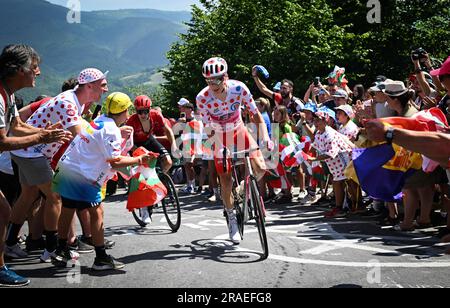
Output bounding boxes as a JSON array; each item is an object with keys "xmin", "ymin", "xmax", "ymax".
[
  {"xmin": 314, "ymin": 77, "xmax": 321, "ymax": 86},
  {"xmin": 411, "ymin": 48, "xmax": 427, "ymax": 61}
]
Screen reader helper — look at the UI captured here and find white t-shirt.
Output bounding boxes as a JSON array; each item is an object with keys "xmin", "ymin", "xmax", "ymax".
[
  {"xmin": 53, "ymin": 115, "xmax": 122, "ymax": 203},
  {"xmin": 0, "ymin": 152, "xmax": 13, "ymax": 175},
  {"xmin": 12, "ymin": 90, "xmax": 82, "ymax": 159},
  {"xmin": 375, "ymin": 101, "xmax": 396, "ymax": 118},
  {"xmin": 0, "ymin": 85, "xmax": 19, "ymax": 135},
  {"xmin": 338, "ymin": 120, "xmax": 359, "ymax": 140}
]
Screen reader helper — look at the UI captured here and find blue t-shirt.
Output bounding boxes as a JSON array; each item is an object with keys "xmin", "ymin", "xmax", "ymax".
[{"xmin": 262, "ymin": 112, "xmax": 272, "ymax": 138}]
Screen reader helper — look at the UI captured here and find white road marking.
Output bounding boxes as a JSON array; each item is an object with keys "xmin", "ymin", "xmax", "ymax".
[
  {"xmin": 292, "ymin": 236, "xmax": 401, "ymax": 255},
  {"xmin": 183, "ymin": 223, "xmax": 210, "ymax": 231},
  {"xmin": 198, "ymin": 220, "xmax": 227, "ymax": 227},
  {"xmin": 299, "ymin": 244, "xmax": 340, "ymax": 255}
]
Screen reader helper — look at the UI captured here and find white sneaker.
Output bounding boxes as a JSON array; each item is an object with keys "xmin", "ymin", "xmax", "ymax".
[
  {"xmin": 208, "ymin": 194, "xmax": 217, "ymax": 202},
  {"xmin": 228, "ymin": 216, "xmax": 241, "ymax": 245},
  {"xmin": 301, "ymin": 193, "xmax": 321, "ymax": 205},
  {"xmin": 69, "ymin": 250, "xmax": 80, "ymax": 261},
  {"xmin": 40, "ymin": 249, "xmax": 56, "ymax": 263},
  {"xmin": 140, "ymin": 208, "xmax": 152, "ymax": 224},
  {"xmin": 179, "ymin": 185, "xmax": 194, "ymax": 194},
  {"xmin": 5, "ymin": 244, "xmax": 28, "ymax": 259},
  {"xmin": 41, "ymin": 249, "xmax": 80, "ymax": 264},
  {"xmin": 297, "ymin": 190, "xmax": 308, "ymax": 200},
  {"xmin": 52, "ymin": 249, "xmax": 81, "ymax": 268}
]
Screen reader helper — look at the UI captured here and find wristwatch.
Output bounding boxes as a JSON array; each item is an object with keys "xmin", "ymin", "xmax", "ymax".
[{"xmin": 385, "ymin": 127, "xmax": 395, "ymax": 144}]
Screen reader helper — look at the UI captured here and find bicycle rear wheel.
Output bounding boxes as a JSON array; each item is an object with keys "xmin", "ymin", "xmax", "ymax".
[
  {"xmin": 249, "ymin": 176, "xmax": 269, "ymax": 260},
  {"xmin": 159, "ymin": 172, "xmax": 181, "ymax": 232}
]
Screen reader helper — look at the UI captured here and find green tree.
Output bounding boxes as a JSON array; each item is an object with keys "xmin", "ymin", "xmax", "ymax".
[
  {"xmin": 163, "ymin": 0, "xmax": 450, "ymax": 110},
  {"xmin": 163, "ymin": 0, "xmax": 355, "ymax": 105},
  {"xmin": 329, "ymin": 0, "xmax": 450, "ymax": 83}
]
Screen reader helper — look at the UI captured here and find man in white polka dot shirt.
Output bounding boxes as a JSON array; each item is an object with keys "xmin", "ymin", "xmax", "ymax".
[{"xmin": 7, "ymin": 68, "xmax": 109, "ymax": 263}]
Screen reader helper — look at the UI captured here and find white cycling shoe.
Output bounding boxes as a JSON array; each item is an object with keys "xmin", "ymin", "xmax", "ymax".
[{"xmin": 228, "ymin": 216, "xmax": 241, "ymax": 245}]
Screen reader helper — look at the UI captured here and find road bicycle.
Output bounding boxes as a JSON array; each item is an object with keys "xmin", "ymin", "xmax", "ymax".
[
  {"xmin": 222, "ymin": 147, "xmax": 269, "ymax": 260},
  {"xmin": 132, "ymin": 168, "xmax": 181, "ymax": 232}
]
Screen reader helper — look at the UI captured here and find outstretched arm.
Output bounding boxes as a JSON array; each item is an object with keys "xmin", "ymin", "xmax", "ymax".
[
  {"xmin": 252, "ymin": 66, "xmax": 274, "ymax": 100},
  {"xmin": 365, "ymin": 120, "xmax": 450, "ymax": 165},
  {"xmin": 1, "ymin": 121, "xmax": 70, "ymax": 151}
]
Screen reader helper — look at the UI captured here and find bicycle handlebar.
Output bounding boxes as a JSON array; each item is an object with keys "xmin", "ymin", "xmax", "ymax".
[
  {"xmin": 222, "ymin": 147, "xmax": 260, "ymax": 157},
  {"xmin": 222, "ymin": 147, "xmax": 260, "ymax": 173}
]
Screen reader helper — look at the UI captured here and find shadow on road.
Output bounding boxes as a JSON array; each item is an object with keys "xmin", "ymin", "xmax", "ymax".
[{"xmin": 119, "ymin": 239, "xmax": 266, "ymax": 265}]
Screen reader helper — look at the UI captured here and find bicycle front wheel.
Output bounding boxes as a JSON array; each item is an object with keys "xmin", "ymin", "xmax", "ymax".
[
  {"xmin": 249, "ymin": 176, "xmax": 269, "ymax": 260},
  {"xmin": 132, "ymin": 207, "xmax": 152, "ymax": 228},
  {"xmin": 159, "ymin": 172, "xmax": 181, "ymax": 232}
]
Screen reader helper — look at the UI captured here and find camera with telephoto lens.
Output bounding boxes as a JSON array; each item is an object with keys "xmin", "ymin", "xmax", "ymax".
[
  {"xmin": 411, "ymin": 48, "xmax": 427, "ymax": 61},
  {"xmin": 314, "ymin": 77, "xmax": 321, "ymax": 86}
]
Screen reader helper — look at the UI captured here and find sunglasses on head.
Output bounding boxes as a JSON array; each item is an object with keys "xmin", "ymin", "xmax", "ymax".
[{"xmin": 137, "ymin": 109, "xmax": 150, "ymax": 115}]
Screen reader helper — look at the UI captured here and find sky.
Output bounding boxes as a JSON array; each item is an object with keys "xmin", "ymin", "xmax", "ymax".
[{"xmin": 46, "ymin": 0, "xmax": 201, "ymax": 11}]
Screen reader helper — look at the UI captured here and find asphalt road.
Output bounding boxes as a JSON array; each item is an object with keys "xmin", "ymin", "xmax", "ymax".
[{"xmin": 7, "ymin": 187, "xmax": 450, "ymax": 289}]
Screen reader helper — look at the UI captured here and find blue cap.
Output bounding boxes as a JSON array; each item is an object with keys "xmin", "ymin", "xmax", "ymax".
[
  {"xmin": 318, "ymin": 89, "xmax": 327, "ymax": 95},
  {"xmin": 302, "ymin": 102, "xmax": 318, "ymax": 113},
  {"xmin": 273, "ymin": 82, "xmax": 281, "ymax": 91},
  {"xmin": 318, "ymin": 106, "xmax": 336, "ymax": 121}
]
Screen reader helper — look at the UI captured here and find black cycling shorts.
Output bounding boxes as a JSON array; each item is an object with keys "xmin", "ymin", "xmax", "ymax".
[
  {"xmin": 61, "ymin": 197, "xmax": 101, "ymax": 210},
  {"xmin": 138, "ymin": 135, "xmax": 170, "ymax": 160}
]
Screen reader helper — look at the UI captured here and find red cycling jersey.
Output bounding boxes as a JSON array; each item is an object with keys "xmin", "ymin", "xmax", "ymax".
[{"xmin": 126, "ymin": 110, "xmax": 165, "ymax": 146}]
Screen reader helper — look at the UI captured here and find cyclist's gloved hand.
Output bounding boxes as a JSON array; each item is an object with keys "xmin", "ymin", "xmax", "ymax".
[{"xmin": 139, "ymin": 152, "xmax": 159, "ymax": 166}]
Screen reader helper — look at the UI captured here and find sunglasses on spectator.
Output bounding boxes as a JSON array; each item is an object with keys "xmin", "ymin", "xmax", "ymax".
[
  {"xmin": 205, "ymin": 77, "xmax": 224, "ymax": 85},
  {"xmin": 137, "ymin": 109, "xmax": 150, "ymax": 115}
]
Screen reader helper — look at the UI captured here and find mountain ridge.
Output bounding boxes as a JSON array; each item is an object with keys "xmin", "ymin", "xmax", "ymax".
[{"xmin": 0, "ymin": 0, "xmax": 189, "ymax": 101}]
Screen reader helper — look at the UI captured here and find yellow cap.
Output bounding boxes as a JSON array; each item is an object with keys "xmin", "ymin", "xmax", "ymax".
[{"xmin": 105, "ymin": 92, "xmax": 132, "ymax": 114}]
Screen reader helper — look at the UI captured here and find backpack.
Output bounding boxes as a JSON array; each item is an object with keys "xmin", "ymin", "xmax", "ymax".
[{"xmin": 171, "ymin": 166, "xmax": 186, "ymax": 184}]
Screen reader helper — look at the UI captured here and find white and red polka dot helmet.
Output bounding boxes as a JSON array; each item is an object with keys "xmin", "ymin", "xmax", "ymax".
[
  {"xmin": 202, "ymin": 57, "xmax": 228, "ymax": 78},
  {"xmin": 77, "ymin": 68, "xmax": 109, "ymax": 85}
]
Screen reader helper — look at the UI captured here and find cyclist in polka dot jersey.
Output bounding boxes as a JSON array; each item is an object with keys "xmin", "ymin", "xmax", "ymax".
[
  {"xmin": 196, "ymin": 57, "xmax": 270, "ymax": 245},
  {"xmin": 197, "ymin": 79, "xmax": 258, "ymax": 132}
]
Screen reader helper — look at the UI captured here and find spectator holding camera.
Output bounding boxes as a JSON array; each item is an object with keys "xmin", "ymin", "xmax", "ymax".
[
  {"xmin": 411, "ymin": 49, "xmax": 439, "ymax": 110},
  {"xmin": 307, "ymin": 79, "xmax": 336, "ymax": 110},
  {"xmin": 431, "ymin": 56, "xmax": 450, "ymax": 125}
]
